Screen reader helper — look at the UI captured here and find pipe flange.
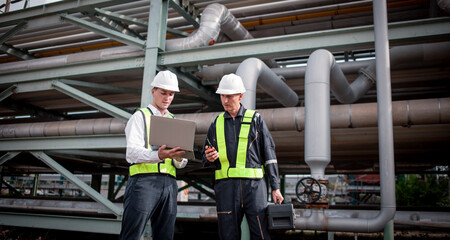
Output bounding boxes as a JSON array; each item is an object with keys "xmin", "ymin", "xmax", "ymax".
[{"xmin": 358, "ymin": 67, "xmax": 376, "ymax": 83}]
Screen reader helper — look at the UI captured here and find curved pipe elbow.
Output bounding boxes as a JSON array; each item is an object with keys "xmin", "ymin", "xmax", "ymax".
[
  {"xmin": 305, "ymin": 49, "xmax": 373, "ymax": 104},
  {"xmin": 236, "ymin": 57, "xmax": 298, "ymax": 109},
  {"xmin": 295, "ymin": 207, "xmax": 396, "ymax": 232},
  {"xmin": 165, "ymin": 3, "xmax": 251, "ymax": 51}
]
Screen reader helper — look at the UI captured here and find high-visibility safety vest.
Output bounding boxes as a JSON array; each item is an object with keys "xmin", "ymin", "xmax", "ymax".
[
  {"xmin": 215, "ymin": 109, "xmax": 264, "ymax": 180},
  {"xmin": 129, "ymin": 107, "xmax": 177, "ymax": 177}
]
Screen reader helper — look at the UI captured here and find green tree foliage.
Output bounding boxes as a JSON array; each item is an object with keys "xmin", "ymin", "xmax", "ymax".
[{"xmin": 396, "ymin": 174, "xmax": 449, "ymax": 207}]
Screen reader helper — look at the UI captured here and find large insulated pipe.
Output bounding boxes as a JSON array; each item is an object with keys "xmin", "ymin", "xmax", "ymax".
[
  {"xmin": 303, "ymin": 49, "xmax": 332, "ymax": 180},
  {"xmin": 330, "ymin": 59, "xmax": 375, "ymax": 103},
  {"xmin": 200, "ymin": 41, "xmax": 450, "ymax": 84},
  {"xmin": 0, "ymin": 46, "xmax": 143, "ymax": 73},
  {"xmin": 302, "ymin": 48, "xmax": 374, "ymax": 179},
  {"xmin": 235, "ymin": 58, "xmax": 298, "ymax": 109},
  {"xmin": 1, "ymin": 98, "xmax": 448, "ymax": 138},
  {"xmin": 296, "ymin": 0, "xmax": 396, "ymax": 232},
  {"xmin": 165, "ymin": 3, "xmax": 252, "ymax": 51}
]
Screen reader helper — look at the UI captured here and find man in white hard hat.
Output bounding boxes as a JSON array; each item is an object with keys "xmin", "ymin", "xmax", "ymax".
[
  {"xmin": 119, "ymin": 70, "xmax": 188, "ymax": 240},
  {"xmin": 202, "ymin": 73, "xmax": 284, "ymax": 240}
]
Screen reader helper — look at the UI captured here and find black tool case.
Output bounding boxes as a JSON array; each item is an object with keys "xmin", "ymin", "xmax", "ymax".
[{"xmin": 267, "ymin": 203, "xmax": 295, "ymax": 230}]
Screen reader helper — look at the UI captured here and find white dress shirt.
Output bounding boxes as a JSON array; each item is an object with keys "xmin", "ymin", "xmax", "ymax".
[{"xmin": 124, "ymin": 104, "xmax": 188, "ymax": 168}]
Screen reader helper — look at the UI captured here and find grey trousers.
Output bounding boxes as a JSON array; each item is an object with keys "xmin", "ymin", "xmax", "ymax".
[
  {"xmin": 214, "ymin": 178, "xmax": 271, "ymax": 240},
  {"xmin": 119, "ymin": 174, "xmax": 178, "ymax": 240}
]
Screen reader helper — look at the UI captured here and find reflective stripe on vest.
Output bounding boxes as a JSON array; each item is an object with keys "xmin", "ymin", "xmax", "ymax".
[
  {"xmin": 129, "ymin": 107, "xmax": 176, "ymax": 177},
  {"xmin": 215, "ymin": 109, "xmax": 264, "ymax": 180}
]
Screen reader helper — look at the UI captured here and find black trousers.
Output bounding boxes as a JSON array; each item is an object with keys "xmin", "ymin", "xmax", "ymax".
[
  {"xmin": 214, "ymin": 178, "xmax": 271, "ymax": 240},
  {"xmin": 119, "ymin": 174, "xmax": 177, "ymax": 240}
]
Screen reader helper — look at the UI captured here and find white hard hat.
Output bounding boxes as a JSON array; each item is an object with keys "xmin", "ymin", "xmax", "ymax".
[
  {"xmin": 215, "ymin": 74, "xmax": 246, "ymax": 95},
  {"xmin": 151, "ymin": 70, "xmax": 180, "ymax": 92}
]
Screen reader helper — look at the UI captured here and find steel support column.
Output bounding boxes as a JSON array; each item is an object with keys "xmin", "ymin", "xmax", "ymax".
[{"xmin": 141, "ymin": 0, "xmax": 169, "ymax": 107}]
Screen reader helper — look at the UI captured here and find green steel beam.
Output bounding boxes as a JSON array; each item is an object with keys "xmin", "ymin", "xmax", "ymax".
[
  {"xmin": 0, "ymin": 21, "xmax": 27, "ymax": 44},
  {"xmin": 60, "ymin": 79, "xmax": 140, "ymax": 94},
  {"xmin": 0, "ymin": 0, "xmax": 139, "ymax": 27},
  {"xmin": 166, "ymin": 27, "xmax": 190, "ymax": 38},
  {"xmin": 0, "ymin": 43, "xmax": 36, "ymax": 60},
  {"xmin": 159, "ymin": 18, "xmax": 450, "ymax": 67},
  {"xmin": 30, "ymin": 151, "xmax": 123, "ymax": 217},
  {"xmin": 60, "ymin": 14, "xmax": 145, "ymax": 49},
  {"xmin": 0, "ymin": 97, "xmax": 71, "ymax": 121},
  {"xmin": 52, "ymin": 80, "xmax": 132, "ymax": 121},
  {"xmin": 141, "ymin": 0, "xmax": 169, "ymax": 107},
  {"xmin": 47, "ymin": 150, "xmax": 126, "ymax": 159},
  {"xmin": 0, "ymin": 180, "xmax": 23, "ymax": 196},
  {"xmin": 0, "ymin": 84, "xmax": 16, "ymax": 102},
  {"xmin": 15, "ymin": 80, "xmax": 53, "ymax": 93},
  {"xmin": 0, "ymin": 56, "xmax": 144, "ymax": 85},
  {"xmin": 94, "ymin": 7, "xmax": 148, "ymax": 27},
  {"xmin": 113, "ymin": 175, "xmax": 127, "ymax": 199},
  {"xmin": 0, "ymin": 152, "xmax": 20, "ymax": 166},
  {"xmin": 168, "ymin": 0, "xmax": 200, "ymax": 28},
  {"xmin": 0, "ymin": 212, "xmax": 122, "ymax": 234},
  {"xmin": 0, "ymin": 135, "xmax": 126, "ymax": 151},
  {"xmin": 167, "ymin": 67, "xmax": 220, "ymax": 105},
  {"xmin": 94, "ymin": 6, "xmax": 188, "ymax": 37},
  {"xmin": 87, "ymin": 12, "xmax": 144, "ymax": 40}
]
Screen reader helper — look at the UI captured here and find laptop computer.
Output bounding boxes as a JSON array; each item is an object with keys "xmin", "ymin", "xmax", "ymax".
[{"xmin": 148, "ymin": 115, "xmax": 196, "ymax": 160}]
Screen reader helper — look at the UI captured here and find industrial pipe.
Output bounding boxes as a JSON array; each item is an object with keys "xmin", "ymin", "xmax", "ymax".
[
  {"xmin": 1, "ymin": 98, "xmax": 448, "ymax": 138},
  {"xmin": 165, "ymin": 3, "xmax": 252, "ymax": 51},
  {"xmin": 300, "ymin": 47, "xmax": 375, "ymax": 179},
  {"xmin": 296, "ymin": 0, "xmax": 396, "ymax": 232},
  {"xmin": 199, "ymin": 41, "xmax": 450, "ymax": 82},
  {"xmin": 0, "ymin": 46, "xmax": 143, "ymax": 73},
  {"xmin": 236, "ymin": 58, "xmax": 298, "ymax": 109}
]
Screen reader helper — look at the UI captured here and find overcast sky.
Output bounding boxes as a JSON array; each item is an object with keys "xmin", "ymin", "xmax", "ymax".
[{"xmin": 2, "ymin": 0, "xmax": 62, "ymax": 12}]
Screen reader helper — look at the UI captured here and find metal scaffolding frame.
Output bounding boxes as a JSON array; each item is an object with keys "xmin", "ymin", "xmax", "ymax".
[{"xmin": 0, "ymin": 0, "xmax": 449, "ymax": 236}]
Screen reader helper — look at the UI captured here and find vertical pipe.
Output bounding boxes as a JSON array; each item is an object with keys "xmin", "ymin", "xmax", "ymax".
[
  {"xmin": 384, "ymin": 220, "xmax": 394, "ymax": 240},
  {"xmin": 373, "ymin": 0, "xmax": 396, "ymax": 226},
  {"xmin": 304, "ymin": 49, "xmax": 332, "ymax": 180},
  {"xmin": 295, "ymin": 0, "xmax": 397, "ymax": 232}
]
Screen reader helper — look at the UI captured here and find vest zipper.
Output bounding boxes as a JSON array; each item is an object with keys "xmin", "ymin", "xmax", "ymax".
[{"xmin": 233, "ymin": 118, "xmax": 237, "ymax": 143}]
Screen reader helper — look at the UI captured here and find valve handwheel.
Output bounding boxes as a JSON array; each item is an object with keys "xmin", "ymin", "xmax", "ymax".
[{"xmin": 296, "ymin": 177, "xmax": 322, "ymax": 204}]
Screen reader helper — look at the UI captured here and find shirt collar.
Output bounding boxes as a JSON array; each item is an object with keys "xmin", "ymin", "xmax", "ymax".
[
  {"xmin": 223, "ymin": 104, "xmax": 245, "ymax": 119},
  {"xmin": 147, "ymin": 104, "xmax": 172, "ymax": 117}
]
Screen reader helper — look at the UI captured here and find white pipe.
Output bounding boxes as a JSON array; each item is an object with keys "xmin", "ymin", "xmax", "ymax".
[
  {"xmin": 304, "ymin": 49, "xmax": 331, "ymax": 180},
  {"xmin": 296, "ymin": 0, "xmax": 396, "ymax": 232},
  {"xmin": 235, "ymin": 58, "xmax": 298, "ymax": 109},
  {"xmin": 330, "ymin": 58, "xmax": 376, "ymax": 104},
  {"xmin": 0, "ymin": 46, "xmax": 143, "ymax": 73},
  {"xmin": 165, "ymin": 3, "xmax": 252, "ymax": 51},
  {"xmin": 302, "ymin": 47, "xmax": 374, "ymax": 179},
  {"xmin": 1, "ymin": 98, "xmax": 449, "ymax": 138}
]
